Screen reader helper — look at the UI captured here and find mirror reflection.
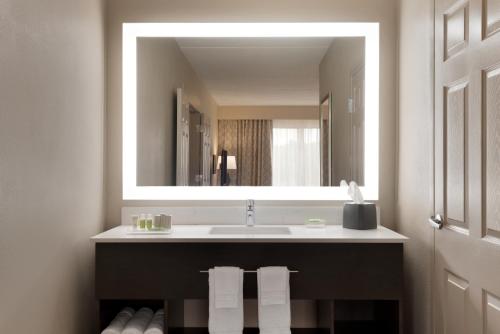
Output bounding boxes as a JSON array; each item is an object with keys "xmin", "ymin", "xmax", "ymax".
[{"xmin": 136, "ymin": 37, "xmax": 365, "ymax": 187}]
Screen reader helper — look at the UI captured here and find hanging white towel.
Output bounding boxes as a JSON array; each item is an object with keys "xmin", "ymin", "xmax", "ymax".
[
  {"xmin": 209, "ymin": 267, "xmax": 244, "ymax": 334},
  {"xmin": 214, "ymin": 267, "xmax": 241, "ymax": 308},
  {"xmin": 101, "ymin": 307, "xmax": 135, "ymax": 334},
  {"xmin": 144, "ymin": 309, "xmax": 165, "ymax": 334},
  {"xmin": 122, "ymin": 307, "xmax": 154, "ymax": 334},
  {"xmin": 257, "ymin": 267, "xmax": 291, "ymax": 334}
]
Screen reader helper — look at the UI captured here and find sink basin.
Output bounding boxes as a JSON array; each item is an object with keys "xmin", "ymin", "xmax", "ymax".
[{"xmin": 209, "ymin": 226, "xmax": 291, "ymax": 235}]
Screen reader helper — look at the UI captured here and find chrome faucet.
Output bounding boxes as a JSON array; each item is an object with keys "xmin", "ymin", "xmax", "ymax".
[{"xmin": 246, "ymin": 199, "xmax": 255, "ymax": 227}]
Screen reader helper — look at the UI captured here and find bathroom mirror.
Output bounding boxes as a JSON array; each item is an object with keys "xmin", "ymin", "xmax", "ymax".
[{"xmin": 123, "ymin": 23, "xmax": 379, "ymax": 200}]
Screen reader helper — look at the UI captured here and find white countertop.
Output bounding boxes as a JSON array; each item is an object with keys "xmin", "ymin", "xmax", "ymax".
[{"xmin": 91, "ymin": 225, "xmax": 408, "ymax": 243}]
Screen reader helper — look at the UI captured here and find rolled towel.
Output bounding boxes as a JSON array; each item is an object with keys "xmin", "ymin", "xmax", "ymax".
[
  {"xmin": 122, "ymin": 307, "xmax": 154, "ymax": 334},
  {"xmin": 144, "ymin": 309, "xmax": 165, "ymax": 334},
  {"xmin": 101, "ymin": 307, "xmax": 135, "ymax": 334}
]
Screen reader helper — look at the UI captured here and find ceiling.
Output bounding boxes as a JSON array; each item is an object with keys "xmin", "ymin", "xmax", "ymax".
[{"xmin": 176, "ymin": 37, "xmax": 333, "ymax": 106}]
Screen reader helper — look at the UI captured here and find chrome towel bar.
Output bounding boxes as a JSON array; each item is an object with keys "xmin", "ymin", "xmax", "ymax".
[{"xmin": 199, "ymin": 270, "xmax": 298, "ymax": 273}]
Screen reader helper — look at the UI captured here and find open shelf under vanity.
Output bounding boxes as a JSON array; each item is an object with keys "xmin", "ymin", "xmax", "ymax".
[
  {"xmin": 95, "ymin": 242, "xmax": 404, "ymax": 334},
  {"xmin": 99, "ymin": 299, "xmax": 399, "ymax": 334}
]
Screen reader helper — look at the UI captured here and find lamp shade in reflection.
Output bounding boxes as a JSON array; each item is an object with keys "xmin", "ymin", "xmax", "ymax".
[{"xmin": 217, "ymin": 155, "xmax": 237, "ymax": 170}]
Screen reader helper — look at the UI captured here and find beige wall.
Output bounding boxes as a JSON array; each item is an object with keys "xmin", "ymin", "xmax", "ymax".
[
  {"xmin": 397, "ymin": 0, "xmax": 435, "ymax": 333},
  {"xmin": 105, "ymin": 0, "xmax": 398, "ymax": 230},
  {"xmin": 137, "ymin": 38, "xmax": 217, "ymax": 186},
  {"xmin": 218, "ymin": 106, "xmax": 318, "ymax": 120},
  {"xmin": 0, "ymin": 0, "xmax": 105, "ymax": 333},
  {"xmin": 319, "ymin": 37, "xmax": 365, "ymax": 185}
]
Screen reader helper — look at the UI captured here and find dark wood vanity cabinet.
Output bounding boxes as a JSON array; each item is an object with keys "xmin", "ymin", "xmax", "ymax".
[{"xmin": 95, "ymin": 242, "xmax": 403, "ymax": 334}]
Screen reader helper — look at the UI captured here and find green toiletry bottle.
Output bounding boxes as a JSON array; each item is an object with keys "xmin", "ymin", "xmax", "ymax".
[
  {"xmin": 139, "ymin": 214, "xmax": 146, "ymax": 230},
  {"xmin": 146, "ymin": 214, "xmax": 153, "ymax": 230}
]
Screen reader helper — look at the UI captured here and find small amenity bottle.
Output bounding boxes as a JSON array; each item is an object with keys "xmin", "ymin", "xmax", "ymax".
[
  {"xmin": 131, "ymin": 215, "xmax": 139, "ymax": 230},
  {"xmin": 139, "ymin": 214, "xmax": 146, "ymax": 230},
  {"xmin": 153, "ymin": 215, "xmax": 162, "ymax": 230},
  {"xmin": 146, "ymin": 214, "xmax": 153, "ymax": 230}
]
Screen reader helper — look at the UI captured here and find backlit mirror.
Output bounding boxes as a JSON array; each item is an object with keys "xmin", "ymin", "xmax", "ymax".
[{"xmin": 123, "ymin": 23, "xmax": 379, "ymax": 200}]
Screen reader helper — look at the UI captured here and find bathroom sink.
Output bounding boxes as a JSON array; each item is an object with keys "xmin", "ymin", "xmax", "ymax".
[{"xmin": 209, "ymin": 226, "xmax": 291, "ymax": 235}]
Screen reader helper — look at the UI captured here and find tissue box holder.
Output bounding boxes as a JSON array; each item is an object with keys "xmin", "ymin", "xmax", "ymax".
[{"xmin": 342, "ymin": 202, "xmax": 377, "ymax": 230}]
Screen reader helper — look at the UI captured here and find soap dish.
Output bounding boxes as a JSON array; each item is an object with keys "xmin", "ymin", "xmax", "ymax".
[{"xmin": 305, "ymin": 218, "xmax": 326, "ymax": 228}]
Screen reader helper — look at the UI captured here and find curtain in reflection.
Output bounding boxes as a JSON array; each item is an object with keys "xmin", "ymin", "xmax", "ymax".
[
  {"xmin": 218, "ymin": 120, "xmax": 273, "ymax": 186},
  {"xmin": 272, "ymin": 120, "xmax": 320, "ymax": 186}
]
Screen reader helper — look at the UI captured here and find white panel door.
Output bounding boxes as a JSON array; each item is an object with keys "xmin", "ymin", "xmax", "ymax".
[{"xmin": 434, "ymin": 0, "xmax": 500, "ymax": 333}]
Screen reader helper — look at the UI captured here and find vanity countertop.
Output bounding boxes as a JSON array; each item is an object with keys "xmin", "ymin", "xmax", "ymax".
[{"xmin": 91, "ymin": 225, "xmax": 408, "ymax": 243}]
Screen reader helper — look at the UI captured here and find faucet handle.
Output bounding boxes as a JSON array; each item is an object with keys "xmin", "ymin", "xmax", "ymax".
[{"xmin": 246, "ymin": 199, "xmax": 255, "ymax": 209}]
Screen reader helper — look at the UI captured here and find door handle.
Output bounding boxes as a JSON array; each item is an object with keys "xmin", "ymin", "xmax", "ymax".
[{"xmin": 428, "ymin": 214, "xmax": 444, "ymax": 230}]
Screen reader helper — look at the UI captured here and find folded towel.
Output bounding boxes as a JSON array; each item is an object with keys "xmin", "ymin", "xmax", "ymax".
[
  {"xmin": 214, "ymin": 267, "xmax": 241, "ymax": 309},
  {"xmin": 209, "ymin": 267, "xmax": 244, "ymax": 334},
  {"xmin": 259, "ymin": 267, "xmax": 288, "ymax": 305},
  {"xmin": 122, "ymin": 307, "xmax": 154, "ymax": 334},
  {"xmin": 258, "ymin": 267, "xmax": 291, "ymax": 334},
  {"xmin": 144, "ymin": 309, "xmax": 165, "ymax": 334},
  {"xmin": 101, "ymin": 307, "xmax": 135, "ymax": 334}
]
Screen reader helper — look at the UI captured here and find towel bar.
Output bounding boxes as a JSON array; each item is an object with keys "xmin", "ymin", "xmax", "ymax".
[{"xmin": 199, "ymin": 270, "xmax": 298, "ymax": 273}]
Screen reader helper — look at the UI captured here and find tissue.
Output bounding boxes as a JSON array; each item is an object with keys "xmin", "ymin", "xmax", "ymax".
[{"xmin": 340, "ymin": 180, "xmax": 364, "ymax": 204}]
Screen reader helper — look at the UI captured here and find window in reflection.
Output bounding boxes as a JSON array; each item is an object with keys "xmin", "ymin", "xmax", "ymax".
[{"xmin": 272, "ymin": 120, "xmax": 320, "ymax": 186}]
